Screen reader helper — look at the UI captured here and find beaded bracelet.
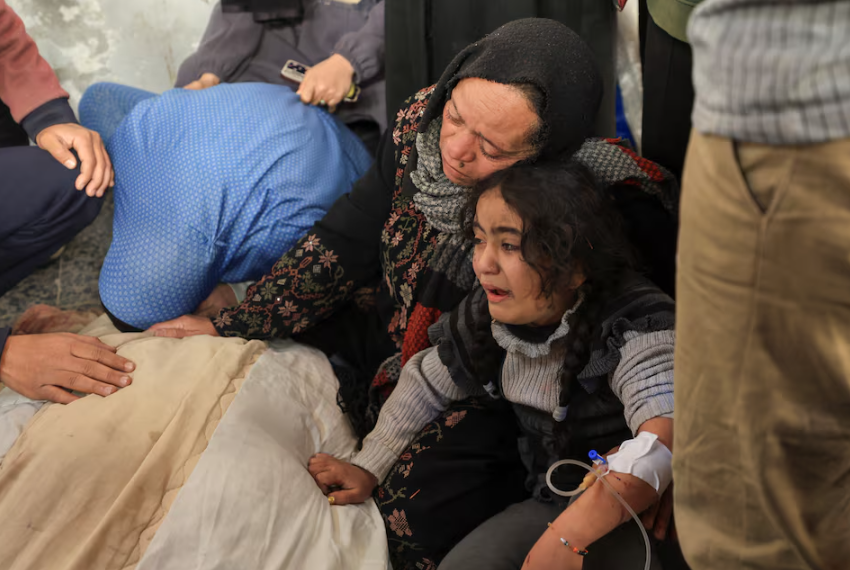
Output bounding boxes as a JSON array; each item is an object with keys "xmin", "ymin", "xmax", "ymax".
[{"xmin": 547, "ymin": 523, "xmax": 589, "ymax": 557}]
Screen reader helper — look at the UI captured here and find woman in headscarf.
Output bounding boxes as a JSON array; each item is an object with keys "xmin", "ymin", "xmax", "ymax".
[{"xmin": 151, "ymin": 17, "xmax": 678, "ymax": 568}]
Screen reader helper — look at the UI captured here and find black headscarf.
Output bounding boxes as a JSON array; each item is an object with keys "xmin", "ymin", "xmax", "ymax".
[
  {"xmin": 418, "ymin": 18, "xmax": 602, "ymax": 161},
  {"xmin": 221, "ymin": 0, "xmax": 302, "ymax": 22}
]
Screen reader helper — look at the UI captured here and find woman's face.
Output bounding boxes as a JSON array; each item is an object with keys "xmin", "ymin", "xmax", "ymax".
[
  {"xmin": 472, "ymin": 188, "xmax": 574, "ymax": 327},
  {"xmin": 439, "ymin": 78, "xmax": 540, "ymax": 187}
]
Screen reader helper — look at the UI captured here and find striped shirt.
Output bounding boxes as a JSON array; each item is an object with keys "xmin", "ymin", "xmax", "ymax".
[{"xmin": 688, "ymin": 0, "xmax": 850, "ymax": 144}]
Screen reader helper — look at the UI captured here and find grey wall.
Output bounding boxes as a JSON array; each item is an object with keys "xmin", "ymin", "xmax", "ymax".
[{"xmin": 12, "ymin": 0, "xmax": 216, "ymax": 111}]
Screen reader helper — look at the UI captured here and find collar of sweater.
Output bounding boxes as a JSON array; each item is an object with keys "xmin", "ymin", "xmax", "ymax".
[{"xmin": 490, "ymin": 291, "xmax": 585, "ymax": 358}]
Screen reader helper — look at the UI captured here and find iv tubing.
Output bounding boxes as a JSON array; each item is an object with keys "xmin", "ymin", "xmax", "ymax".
[{"xmin": 545, "ymin": 459, "xmax": 651, "ymax": 570}]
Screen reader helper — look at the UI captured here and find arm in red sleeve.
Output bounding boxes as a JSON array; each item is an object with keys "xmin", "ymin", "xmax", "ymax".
[{"xmin": 0, "ymin": 0, "xmax": 72, "ymax": 125}]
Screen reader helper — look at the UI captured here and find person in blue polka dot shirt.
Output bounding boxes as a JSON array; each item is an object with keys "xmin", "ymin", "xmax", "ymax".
[{"xmin": 81, "ymin": 82, "xmax": 372, "ymax": 330}]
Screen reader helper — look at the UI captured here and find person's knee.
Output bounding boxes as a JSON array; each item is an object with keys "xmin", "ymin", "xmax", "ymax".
[
  {"xmin": 582, "ymin": 521, "xmax": 662, "ymax": 570},
  {"xmin": 76, "ymin": 186, "xmax": 104, "ymax": 226},
  {"xmin": 438, "ymin": 500, "xmax": 557, "ymax": 570},
  {"xmin": 49, "ymin": 171, "xmax": 103, "ymax": 237},
  {"xmin": 0, "ymin": 146, "xmax": 98, "ymax": 239}
]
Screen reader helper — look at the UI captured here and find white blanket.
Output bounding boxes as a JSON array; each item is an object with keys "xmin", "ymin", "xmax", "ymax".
[{"xmin": 0, "ymin": 339, "xmax": 388, "ymax": 570}]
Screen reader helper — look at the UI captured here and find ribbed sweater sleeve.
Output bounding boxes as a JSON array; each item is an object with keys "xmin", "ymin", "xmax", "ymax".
[
  {"xmin": 610, "ymin": 329, "xmax": 676, "ymax": 434},
  {"xmin": 352, "ymin": 346, "xmax": 468, "ymax": 482}
]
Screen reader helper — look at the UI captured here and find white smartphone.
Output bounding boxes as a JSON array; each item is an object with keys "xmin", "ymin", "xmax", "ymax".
[{"xmin": 281, "ymin": 59, "xmax": 361, "ymax": 103}]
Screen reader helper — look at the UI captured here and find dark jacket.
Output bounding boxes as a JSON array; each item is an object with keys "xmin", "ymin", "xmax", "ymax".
[{"xmin": 176, "ymin": 0, "xmax": 386, "ymax": 131}]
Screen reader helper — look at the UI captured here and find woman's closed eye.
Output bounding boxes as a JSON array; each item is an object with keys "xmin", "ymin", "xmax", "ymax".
[
  {"xmin": 501, "ymin": 242, "xmax": 520, "ymax": 252},
  {"xmin": 446, "ymin": 105, "xmax": 508, "ymax": 161},
  {"xmin": 479, "ymin": 144, "xmax": 504, "ymax": 161}
]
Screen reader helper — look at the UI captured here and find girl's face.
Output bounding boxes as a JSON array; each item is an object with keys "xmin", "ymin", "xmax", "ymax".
[
  {"xmin": 439, "ymin": 78, "xmax": 539, "ymax": 187},
  {"xmin": 472, "ymin": 188, "xmax": 576, "ymax": 327}
]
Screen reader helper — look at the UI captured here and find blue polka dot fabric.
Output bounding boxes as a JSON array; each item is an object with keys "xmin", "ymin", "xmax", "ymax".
[
  {"xmin": 98, "ymin": 83, "xmax": 372, "ymax": 329},
  {"xmin": 80, "ymin": 82, "xmax": 157, "ymax": 144}
]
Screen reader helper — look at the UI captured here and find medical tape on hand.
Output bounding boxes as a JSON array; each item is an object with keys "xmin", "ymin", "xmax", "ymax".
[{"xmin": 605, "ymin": 431, "xmax": 672, "ymax": 495}]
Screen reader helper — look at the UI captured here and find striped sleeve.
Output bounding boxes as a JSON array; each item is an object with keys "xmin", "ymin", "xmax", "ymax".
[
  {"xmin": 352, "ymin": 346, "xmax": 470, "ymax": 482},
  {"xmin": 609, "ymin": 329, "xmax": 675, "ymax": 434}
]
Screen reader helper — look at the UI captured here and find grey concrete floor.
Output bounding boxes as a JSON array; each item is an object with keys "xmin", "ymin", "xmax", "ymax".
[{"xmin": 0, "ymin": 194, "xmax": 113, "ymax": 328}]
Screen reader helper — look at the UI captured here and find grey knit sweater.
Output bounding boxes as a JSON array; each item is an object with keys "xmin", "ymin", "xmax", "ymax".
[{"xmin": 353, "ymin": 290, "xmax": 675, "ymax": 482}]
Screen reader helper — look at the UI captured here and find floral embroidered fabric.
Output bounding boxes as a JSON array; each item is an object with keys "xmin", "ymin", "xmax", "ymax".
[{"xmin": 215, "ymin": 85, "xmax": 445, "ymax": 345}]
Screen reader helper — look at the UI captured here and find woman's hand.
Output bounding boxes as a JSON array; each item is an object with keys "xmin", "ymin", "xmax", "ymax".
[
  {"xmin": 307, "ymin": 452, "xmax": 377, "ymax": 505},
  {"xmin": 194, "ymin": 284, "xmax": 238, "ymax": 318},
  {"xmin": 148, "ymin": 315, "xmax": 219, "ymax": 338},
  {"xmin": 296, "ymin": 54, "xmax": 355, "ymax": 112},
  {"xmin": 183, "ymin": 72, "xmax": 221, "ymax": 91}
]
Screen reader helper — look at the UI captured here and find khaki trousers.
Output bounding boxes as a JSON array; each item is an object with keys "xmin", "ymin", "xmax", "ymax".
[{"xmin": 674, "ymin": 132, "xmax": 850, "ymax": 570}]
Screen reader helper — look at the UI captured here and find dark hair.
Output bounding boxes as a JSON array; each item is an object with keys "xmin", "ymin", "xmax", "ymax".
[{"xmin": 461, "ymin": 161, "xmax": 637, "ymax": 455}]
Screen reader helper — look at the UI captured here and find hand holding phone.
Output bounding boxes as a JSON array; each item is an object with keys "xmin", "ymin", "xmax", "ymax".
[{"xmin": 282, "ymin": 58, "xmax": 361, "ymax": 110}]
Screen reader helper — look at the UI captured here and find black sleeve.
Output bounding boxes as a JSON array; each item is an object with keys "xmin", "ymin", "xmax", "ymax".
[
  {"xmin": 20, "ymin": 98, "xmax": 78, "ymax": 141},
  {"xmin": 608, "ymin": 182, "xmax": 678, "ymax": 298},
  {"xmin": 175, "ymin": 3, "xmax": 264, "ymax": 87}
]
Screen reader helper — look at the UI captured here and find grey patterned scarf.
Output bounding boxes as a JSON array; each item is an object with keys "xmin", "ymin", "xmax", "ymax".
[{"xmin": 410, "ymin": 117, "xmax": 470, "ymax": 234}]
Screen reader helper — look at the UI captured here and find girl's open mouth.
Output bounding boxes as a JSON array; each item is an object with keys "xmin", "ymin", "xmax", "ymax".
[{"xmin": 483, "ymin": 285, "xmax": 510, "ymax": 302}]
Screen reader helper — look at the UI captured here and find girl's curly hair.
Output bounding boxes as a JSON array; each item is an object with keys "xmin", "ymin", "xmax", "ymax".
[{"xmin": 460, "ymin": 160, "xmax": 637, "ymax": 456}]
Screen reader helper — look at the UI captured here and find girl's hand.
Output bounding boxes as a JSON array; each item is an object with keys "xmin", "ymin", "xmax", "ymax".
[
  {"xmin": 308, "ymin": 452, "xmax": 377, "ymax": 505},
  {"xmin": 296, "ymin": 54, "xmax": 354, "ymax": 112}
]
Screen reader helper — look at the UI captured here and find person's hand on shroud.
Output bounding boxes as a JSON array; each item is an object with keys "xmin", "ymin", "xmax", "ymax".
[
  {"xmin": 296, "ymin": 54, "xmax": 355, "ymax": 113},
  {"xmin": 308, "ymin": 452, "xmax": 378, "ymax": 505},
  {"xmin": 0, "ymin": 333, "xmax": 135, "ymax": 404},
  {"xmin": 148, "ymin": 315, "xmax": 219, "ymax": 338},
  {"xmin": 36, "ymin": 123, "xmax": 114, "ymax": 197},
  {"xmin": 183, "ymin": 72, "xmax": 221, "ymax": 91}
]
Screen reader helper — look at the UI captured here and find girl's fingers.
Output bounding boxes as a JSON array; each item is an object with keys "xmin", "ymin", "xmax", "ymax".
[{"xmin": 328, "ymin": 488, "xmax": 365, "ymax": 506}]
